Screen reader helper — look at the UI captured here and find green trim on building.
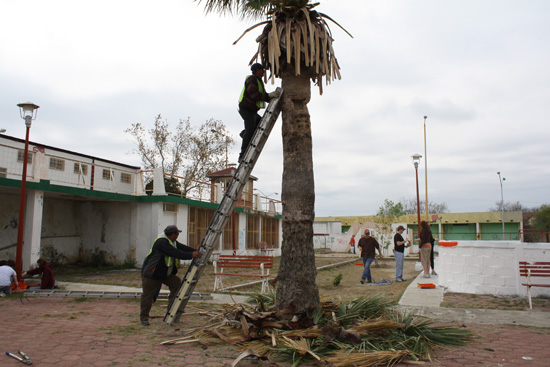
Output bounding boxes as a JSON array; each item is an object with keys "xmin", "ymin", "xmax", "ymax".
[{"xmin": 0, "ymin": 177, "xmax": 282, "ymax": 217}]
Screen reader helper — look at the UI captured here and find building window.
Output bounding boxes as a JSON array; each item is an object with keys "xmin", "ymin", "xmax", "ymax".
[
  {"xmin": 223, "ymin": 214, "xmax": 239, "ymax": 250},
  {"xmin": 0, "ymin": 167, "xmax": 6, "ymax": 178},
  {"xmin": 49, "ymin": 157, "xmax": 65, "ymax": 171},
  {"xmin": 247, "ymin": 215, "xmax": 261, "ymax": 249},
  {"xmin": 74, "ymin": 163, "xmax": 88, "ymax": 175},
  {"xmin": 188, "ymin": 207, "xmax": 215, "ymax": 247},
  {"xmin": 164, "ymin": 203, "xmax": 177, "ymax": 212},
  {"xmin": 102, "ymin": 169, "xmax": 113, "ymax": 181},
  {"xmin": 261, "ymin": 216, "xmax": 279, "ymax": 249},
  {"xmin": 17, "ymin": 150, "xmax": 33, "ymax": 164},
  {"xmin": 121, "ymin": 172, "xmax": 132, "ymax": 184}
]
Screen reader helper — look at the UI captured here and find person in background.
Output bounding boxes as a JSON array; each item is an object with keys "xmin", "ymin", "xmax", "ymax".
[
  {"xmin": 419, "ymin": 221, "xmax": 434, "ymax": 278},
  {"xmin": 358, "ymin": 229, "xmax": 383, "ymax": 284},
  {"xmin": 237, "ymin": 63, "xmax": 281, "ymax": 162},
  {"xmin": 393, "ymin": 226, "xmax": 410, "ymax": 282},
  {"xmin": 348, "ymin": 234, "xmax": 356, "ymax": 254},
  {"xmin": 23, "ymin": 257, "xmax": 56, "ymax": 289},
  {"xmin": 140, "ymin": 225, "xmax": 201, "ymax": 326},
  {"xmin": 430, "ymin": 236, "xmax": 437, "ymax": 275},
  {"xmin": 0, "ymin": 260, "xmax": 18, "ymax": 295}
]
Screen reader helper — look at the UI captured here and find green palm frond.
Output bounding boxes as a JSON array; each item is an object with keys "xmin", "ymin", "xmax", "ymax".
[{"xmin": 197, "ymin": 0, "xmax": 272, "ymax": 20}]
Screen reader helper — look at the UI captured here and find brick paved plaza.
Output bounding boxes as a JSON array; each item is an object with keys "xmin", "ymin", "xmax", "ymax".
[{"xmin": 2, "ymin": 295, "xmax": 550, "ymax": 367}]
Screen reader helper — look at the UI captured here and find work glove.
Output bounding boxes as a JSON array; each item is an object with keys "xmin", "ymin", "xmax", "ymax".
[{"xmin": 268, "ymin": 91, "xmax": 281, "ymax": 99}]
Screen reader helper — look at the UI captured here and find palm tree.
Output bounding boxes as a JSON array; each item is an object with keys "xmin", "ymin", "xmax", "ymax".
[{"xmin": 199, "ymin": 0, "xmax": 351, "ymax": 316}]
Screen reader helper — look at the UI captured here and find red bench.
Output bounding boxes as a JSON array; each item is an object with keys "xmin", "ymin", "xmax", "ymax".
[
  {"xmin": 212, "ymin": 255, "xmax": 274, "ymax": 293},
  {"xmin": 519, "ymin": 261, "xmax": 550, "ymax": 309}
]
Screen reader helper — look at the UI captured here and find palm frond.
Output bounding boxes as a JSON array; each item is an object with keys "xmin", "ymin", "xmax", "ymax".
[
  {"xmin": 197, "ymin": 0, "xmax": 271, "ymax": 21},
  {"xmin": 325, "ymin": 350, "xmax": 410, "ymax": 367}
]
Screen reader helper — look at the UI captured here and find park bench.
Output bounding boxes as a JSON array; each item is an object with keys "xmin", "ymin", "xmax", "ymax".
[
  {"xmin": 258, "ymin": 242, "xmax": 274, "ymax": 255},
  {"xmin": 519, "ymin": 261, "xmax": 550, "ymax": 309},
  {"xmin": 212, "ymin": 255, "xmax": 274, "ymax": 294}
]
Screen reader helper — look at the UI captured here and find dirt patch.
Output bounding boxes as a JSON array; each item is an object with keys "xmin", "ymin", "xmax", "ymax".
[
  {"xmin": 56, "ymin": 255, "xmax": 417, "ymax": 303},
  {"xmin": 441, "ymin": 291, "xmax": 550, "ymax": 312}
]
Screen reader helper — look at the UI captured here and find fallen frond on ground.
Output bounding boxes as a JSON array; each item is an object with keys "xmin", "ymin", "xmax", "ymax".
[{"xmin": 186, "ymin": 295, "xmax": 473, "ymax": 367}]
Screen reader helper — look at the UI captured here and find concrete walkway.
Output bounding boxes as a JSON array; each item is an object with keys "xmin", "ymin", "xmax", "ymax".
[
  {"xmin": 397, "ymin": 270, "xmax": 550, "ymax": 328},
  {"xmin": 57, "ymin": 281, "xmax": 251, "ymax": 305}
]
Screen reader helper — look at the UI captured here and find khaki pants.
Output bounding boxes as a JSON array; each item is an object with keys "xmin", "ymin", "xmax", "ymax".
[
  {"xmin": 140, "ymin": 274, "xmax": 181, "ymax": 321},
  {"xmin": 420, "ymin": 247, "xmax": 432, "ymax": 273}
]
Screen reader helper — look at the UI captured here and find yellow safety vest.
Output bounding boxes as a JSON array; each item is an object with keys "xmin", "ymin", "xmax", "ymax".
[
  {"xmin": 147, "ymin": 235, "xmax": 180, "ymax": 268},
  {"xmin": 239, "ymin": 75, "xmax": 266, "ymax": 109}
]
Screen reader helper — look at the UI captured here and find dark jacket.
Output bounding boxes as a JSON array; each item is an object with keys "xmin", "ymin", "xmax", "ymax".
[
  {"xmin": 141, "ymin": 237, "xmax": 196, "ymax": 279},
  {"xmin": 419, "ymin": 230, "xmax": 434, "ymax": 248},
  {"xmin": 238, "ymin": 74, "xmax": 271, "ymax": 112},
  {"xmin": 27, "ymin": 263, "xmax": 55, "ymax": 289}
]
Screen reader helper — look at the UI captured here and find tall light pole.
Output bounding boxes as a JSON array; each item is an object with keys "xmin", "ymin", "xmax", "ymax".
[
  {"xmin": 15, "ymin": 102, "xmax": 40, "ymax": 277},
  {"xmin": 412, "ymin": 154, "xmax": 423, "ymax": 233},
  {"xmin": 423, "ymin": 116, "xmax": 429, "ymax": 220},
  {"xmin": 497, "ymin": 171, "xmax": 506, "ymax": 240}
]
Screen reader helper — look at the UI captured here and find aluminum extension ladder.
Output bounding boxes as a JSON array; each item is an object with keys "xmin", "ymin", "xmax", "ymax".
[{"xmin": 163, "ymin": 87, "xmax": 283, "ymax": 325}]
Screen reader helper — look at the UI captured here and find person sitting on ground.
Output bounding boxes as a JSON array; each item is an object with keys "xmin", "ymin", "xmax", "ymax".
[
  {"xmin": 0, "ymin": 260, "xmax": 18, "ymax": 295},
  {"xmin": 23, "ymin": 257, "xmax": 56, "ymax": 289},
  {"xmin": 140, "ymin": 225, "xmax": 201, "ymax": 326}
]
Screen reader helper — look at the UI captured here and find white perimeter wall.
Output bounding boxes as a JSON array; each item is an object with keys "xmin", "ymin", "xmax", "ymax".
[{"xmin": 438, "ymin": 241, "xmax": 550, "ymax": 298}]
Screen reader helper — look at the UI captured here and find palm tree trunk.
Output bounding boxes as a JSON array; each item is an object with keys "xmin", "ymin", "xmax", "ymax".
[{"xmin": 276, "ymin": 67, "xmax": 320, "ymax": 314}]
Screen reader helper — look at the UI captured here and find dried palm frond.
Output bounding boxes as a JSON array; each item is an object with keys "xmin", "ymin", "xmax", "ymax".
[
  {"xmin": 325, "ymin": 350, "xmax": 410, "ymax": 367},
  {"xmin": 232, "ymin": 2, "xmax": 352, "ymax": 94},
  {"xmin": 281, "ymin": 336, "xmax": 321, "ymax": 361},
  {"xmin": 279, "ymin": 326, "xmax": 324, "ymax": 339},
  {"xmin": 352, "ymin": 319, "xmax": 405, "ymax": 336}
]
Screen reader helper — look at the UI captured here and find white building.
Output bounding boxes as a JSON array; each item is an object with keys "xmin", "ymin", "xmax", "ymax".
[{"xmin": 0, "ymin": 134, "xmax": 282, "ymax": 270}]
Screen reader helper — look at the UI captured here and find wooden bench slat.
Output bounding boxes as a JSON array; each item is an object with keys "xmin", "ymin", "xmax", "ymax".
[
  {"xmin": 212, "ymin": 255, "xmax": 274, "ymax": 294},
  {"xmin": 519, "ymin": 261, "xmax": 550, "ymax": 309}
]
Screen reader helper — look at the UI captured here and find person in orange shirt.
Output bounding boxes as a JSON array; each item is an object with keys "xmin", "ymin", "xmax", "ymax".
[{"xmin": 348, "ymin": 234, "xmax": 356, "ymax": 254}]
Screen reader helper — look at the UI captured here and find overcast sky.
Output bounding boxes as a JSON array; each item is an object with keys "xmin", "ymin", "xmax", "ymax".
[{"xmin": 1, "ymin": 0, "xmax": 549, "ymax": 217}]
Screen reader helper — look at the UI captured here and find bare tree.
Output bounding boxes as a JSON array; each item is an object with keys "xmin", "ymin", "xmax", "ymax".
[
  {"xmin": 399, "ymin": 197, "xmax": 449, "ymax": 215},
  {"xmin": 125, "ymin": 115, "xmax": 234, "ymax": 196},
  {"xmin": 488, "ymin": 201, "xmax": 524, "ymax": 212}
]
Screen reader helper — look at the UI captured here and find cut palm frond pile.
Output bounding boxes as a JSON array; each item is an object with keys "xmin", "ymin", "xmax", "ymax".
[
  {"xmin": 184, "ymin": 295, "xmax": 474, "ymax": 367},
  {"xmin": 233, "ymin": 2, "xmax": 353, "ymax": 94}
]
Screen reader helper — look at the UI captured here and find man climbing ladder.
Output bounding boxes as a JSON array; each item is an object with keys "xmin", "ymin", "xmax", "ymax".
[
  {"xmin": 163, "ymin": 84, "xmax": 283, "ymax": 325},
  {"xmin": 238, "ymin": 63, "xmax": 281, "ymax": 162}
]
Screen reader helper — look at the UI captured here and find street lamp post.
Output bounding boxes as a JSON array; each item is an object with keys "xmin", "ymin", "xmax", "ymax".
[
  {"xmin": 15, "ymin": 102, "xmax": 40, "ymax": 277},
  {"xmin": 423, "ymin": 116, "xmax": 429, "ymax": 221},
  {"xmin": 497, "ymin": 172, "xmax": 506, "ymax": 240},
  {"xmin": 411, "ymin": 154, "xmax": 423, "ymax": 232},
  {"xmin": 210, "ymin": 129, "xmax": 229, "ymax": 168}
]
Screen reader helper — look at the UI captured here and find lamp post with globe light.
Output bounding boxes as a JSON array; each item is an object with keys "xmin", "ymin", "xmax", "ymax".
[
  {"xmin": 15, "ymin": 102, "xmax": 40, "ymax": 277},
  {"xmin": 497, "ymin": 172, "xmax": 506, "ymax": 240},
  {"xmin": 411, "ymin": 154, "xmax": 423, "ymax": 230}
]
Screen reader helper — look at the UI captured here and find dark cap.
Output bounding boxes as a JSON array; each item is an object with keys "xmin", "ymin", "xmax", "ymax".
[
  {"xmin": 164, "ymin": 225, "xmax": 182, "ymax": 235},
  {"xmin": 251, "ymin": 63, "xmax": 265, "ymax": 72}
]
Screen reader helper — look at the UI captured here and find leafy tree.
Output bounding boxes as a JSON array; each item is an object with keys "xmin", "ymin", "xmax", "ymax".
[
  {"xmin": 399, "ymin": 197, "xmax": 448, "ymax": 215},
  {"xmin": 375, "ymin": 199, "xmax": 405, "ymax": 256},
  {"xmin": 125, "ymin": 114, "xmax": 233, "ymax": 196},
  {"xmin": 199, "ymin": 0, "xmax": 351, "ymax": 315},
  {"xmin": 532, "ymin": 204, "xmax": 550, "ymax": 230}
]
